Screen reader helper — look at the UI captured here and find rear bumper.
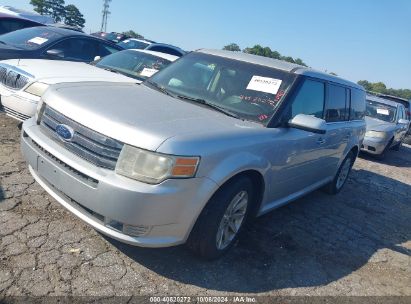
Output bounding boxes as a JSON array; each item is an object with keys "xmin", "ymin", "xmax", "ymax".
[{"xmin": 21, "ymin": 118, "xmax": 218, "ymax": 247}]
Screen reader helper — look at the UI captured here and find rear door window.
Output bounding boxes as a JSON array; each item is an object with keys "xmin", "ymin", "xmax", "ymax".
[
  {"xmin": 350, "ymin": 88, "xmax": 366, "ymax": 120},
  {"xmin": 325, "ymin": 84, "xmax": 348, "ymax": 122},
  {"xmin": 50, "ymin": 38, "xmax": 99, "ymax": 61}
]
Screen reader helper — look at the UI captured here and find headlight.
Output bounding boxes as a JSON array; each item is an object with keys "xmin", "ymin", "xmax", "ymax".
[
  {"xmin": 24, "ymin": 82, "xmax": 49, "ymax": 97},
  {"xmin": 115, "ymin": 145, "xmax": 200, "ymax": 184},
  {"xmin": 365, "ymin": 131, "xmax": 387, "ymax": 139}
]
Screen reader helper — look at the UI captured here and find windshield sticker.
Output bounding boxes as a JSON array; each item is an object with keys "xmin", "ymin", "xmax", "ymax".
[
  {"xmin": 246, "ymin": 76, "xmax": 282, "ymax": 95},
  {"xmin": 239, "ymin": 95, "xmax": 278, "ymax": 107},
  {"xmin": 275, "ymin": 90, "xmax": 285, "ymax": 101},
  {"xmin": 28, "ymin": 37, "xmax": 48, "ymax": 45},
  {"xmin": 123, "ymin": 39, "xmax": 130, "ymax": 43},
  {"xmin": 377, "ymin": 108, "xmax": 390, "ymax": 115},
  {"xmin": 140, "ymin": 68, "xmax": 159, "ymax": 77}
]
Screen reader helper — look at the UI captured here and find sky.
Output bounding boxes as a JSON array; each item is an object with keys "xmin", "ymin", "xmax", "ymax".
[{"xmin": 2, "ymin": 0, "xmax": 410, "ymax": 89}]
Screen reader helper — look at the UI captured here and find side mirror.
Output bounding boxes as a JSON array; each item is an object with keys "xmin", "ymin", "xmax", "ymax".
[
  {"xmin": 94, "ymin": 55, "xmax": 101, "ymax": 61},
  {"xmin": 398, "ymin": 119, "xmax": 409, "ymax": 125},
  {"xmin": 46, "ymin": 49, "xmax": 64, "ymax": 59},
  {"xmin": 288, "ymin": 114, "xmax": 327, "ymax": 134}
]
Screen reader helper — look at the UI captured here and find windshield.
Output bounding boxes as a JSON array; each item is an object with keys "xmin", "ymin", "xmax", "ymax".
[
  {"xmin": 0, "ymin": 27, "xmax": 62, "ymax": 50},
  {"xmin": 95, "ymin": 50, "xmax": 172, "ymax": 81},
  {"xmin": 147, "ymin": 52, "xmax": 297, "ymax": 124},
  {"xmin": 365, "ymin": 100, "xmax": 397, "ymax": 123},
  {"xmin": 117, "ymin": 39, "xmax": 150, "ymax": 50}
]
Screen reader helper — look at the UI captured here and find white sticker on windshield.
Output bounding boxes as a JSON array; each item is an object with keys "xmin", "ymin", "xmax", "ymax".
[
  {"xmin": 123, "ymin": 39, "xmax": 130, "ymax": 43},
  {"xmin": 140, "ymin": 68, "xmax": 159, "ymax": 77},
  {"xmin": 28, "ymin": 37, "xmax": 48, "ymax": 45},
  {"xmin": 377, "ymin": 108, "xmax": 390, "ymax": 115},
  {"xmin": 246, "ymin": 76, "xmax": 282, "ymax": 95}
]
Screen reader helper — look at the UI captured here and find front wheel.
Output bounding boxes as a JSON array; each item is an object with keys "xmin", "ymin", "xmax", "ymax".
[
  {"xmin": 186, "ymin": 176, "xmax": 255, "ymax": 260},
  {"xmin": 323, "ymin": 151, "xmax": 355, "ymax": 195}
]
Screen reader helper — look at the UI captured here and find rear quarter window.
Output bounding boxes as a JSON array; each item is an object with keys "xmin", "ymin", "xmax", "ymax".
[{"xmin": 350, "ymin": 88, "xmax": 366, "ymax": 120}]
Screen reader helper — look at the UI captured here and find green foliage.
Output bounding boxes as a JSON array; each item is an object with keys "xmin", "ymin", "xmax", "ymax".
[
  {"xmin": 47, "ymin": 0, "xmax": 65, "ymax": 23},
  {"xmin": 64, "ymin": 4, "xmax": 85, "ymax": 29},
  {"xmin": 30, "ymin": 0, "xmax": 48, "ymax": 15},
  {"xmin": 358, "ymin": 80, "xmax": 411, "ymax": 100},
  {"xmin": 233, "ymin": 44, "xmax": 307, "ymax": 66},
  {"xmin": 223, "ymin": 43, "xmax": 241, "ymax": 52},
  {"xmin": 122, "ymin": 30, "xmax": 144, "ymax": 39}
]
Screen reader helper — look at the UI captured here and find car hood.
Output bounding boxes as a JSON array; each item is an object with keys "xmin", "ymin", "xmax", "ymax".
[
  {"xmin": 365, "ymin": 116, "xmax": 396, "ymax": 132},
  {"xmin": 42, "ymin": 82, "xmax": 261, "ymax": 151},
  {"xmin": 0, "ymin": 59, "xmax": 138, "ymax": 84}
]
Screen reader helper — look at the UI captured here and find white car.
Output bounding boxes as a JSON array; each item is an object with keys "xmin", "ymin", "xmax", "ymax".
[{"xmin": 0, "ymin": 49, "xmax": 178, "ymax": 121}]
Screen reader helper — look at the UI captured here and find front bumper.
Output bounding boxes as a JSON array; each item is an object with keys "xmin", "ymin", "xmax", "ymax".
[
  {"xmin": 361, "ymin": 136, "xmax": 390, "ymax": 155},
  {"xmin": 0, "ymin": 85, "xmax": 38, "ymax": 121},
  {"xmin": 21, "ymin": 118, "xmax": 218, "ymax": 247}
]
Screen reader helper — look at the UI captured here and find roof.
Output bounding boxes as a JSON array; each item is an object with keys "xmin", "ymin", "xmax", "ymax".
[
  {"xmin": 129, "ymin": 49, "xmax": 179, "ymax": 62},
  {"xmin": 197, "ymin": 49, "xmax": 363, "ymax": 90},
  {"xmin": 34, "ymin": 25, "xmax": 87, "ymax": 36},
  {"xmin": 0, "ymin": 5, "xmax": 53, "ymax": 24},
  {"xmin": 0, "ymin": 12, "xmax": 42, "ymax": 24},
  {"xmin": 366, "ymin": 94, "xmax": 401, "ymax": 108},
  {"xmin": 125, "ymin": 38, "xmax": 153, "ymax": 44}
]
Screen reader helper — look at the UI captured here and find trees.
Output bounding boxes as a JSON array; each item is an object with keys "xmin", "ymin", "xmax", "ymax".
[
  {"xmin": 64, "ymin": 4, "xmax": 85, "ymax": 29},
  {"xmin": 240, "ymin": 44, "xmax": 308, "ymax": 66},
  {"xmin": 223, "ymin": 43, "xmax": 241, "ymax": 52},
  {"xmin": 122, "ymin": 30, "xmax": 144, "ymax": 39},
  {"xmin": 358, "ymin": 80, "xmax": 411, "ymax": 100},
  {"xmin": 30, "ymin": 0, "xmax": 85, "ymax": 28}
]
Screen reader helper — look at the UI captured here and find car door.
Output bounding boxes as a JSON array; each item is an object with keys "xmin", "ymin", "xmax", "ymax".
[
  {"xmin": 266, "ymin": 77, "xmax": 330, "ymax": 203},
  {"xmin": 322, "ymin": 83, "xmax": 351, "ymax": 174}
]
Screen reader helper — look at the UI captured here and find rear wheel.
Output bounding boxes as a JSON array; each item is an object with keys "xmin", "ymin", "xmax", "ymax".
[
  {"xmin": 187, "ymin": 176, "xmax": 254, "ymax": 260},
  {"xmin": 323, "ymin": 151, "xmax": 355, "ymax": 195}
]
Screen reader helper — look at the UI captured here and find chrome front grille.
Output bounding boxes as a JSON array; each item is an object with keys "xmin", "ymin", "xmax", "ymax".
[
  {"xmin": 0, "ymin": 67, "xmax": 29, "ymax": 90},
  {"xmin": 40, "ymin": 106, "xmax": 124, "ymax": 170}
]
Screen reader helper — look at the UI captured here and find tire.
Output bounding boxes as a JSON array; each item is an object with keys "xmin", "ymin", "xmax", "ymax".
[
  {"xmin": 376, "ymin": 138, "xmax": 393, "ymax": 159},
  {"xmin": 323, "ymin": 151, "xmax": 355, "ymax": 195},
  {"xmin": 186, "ymin": 176, "xmax": 255, "ymax": 260},
  {"xmin": 391, "ymin": 141, "xmax": 401, "ymax": 151},
  {"xmin": 403, "ymin": 135, "xmax": 411, "ymax": 145}
]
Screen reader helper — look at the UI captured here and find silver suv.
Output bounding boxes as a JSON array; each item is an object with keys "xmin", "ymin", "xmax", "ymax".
[{"xmin": 21, "ymin": 49, "xmax": 366, "ymax": 259}]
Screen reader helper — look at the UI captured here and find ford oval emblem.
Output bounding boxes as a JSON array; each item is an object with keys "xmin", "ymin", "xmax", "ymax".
[{"xmin": 55, "ymin": 124, "xmax": 74, "ymax": 141}]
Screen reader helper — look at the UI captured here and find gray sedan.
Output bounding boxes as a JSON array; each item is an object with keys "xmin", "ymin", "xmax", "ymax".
[{"xmin": 361, "ymin": 95, "xmax": 410, "ymax": 157}]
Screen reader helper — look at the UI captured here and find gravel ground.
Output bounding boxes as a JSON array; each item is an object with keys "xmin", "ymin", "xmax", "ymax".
[{"xmin": 0, "ymin": 112, "xmax": 410, "ymax": 297}]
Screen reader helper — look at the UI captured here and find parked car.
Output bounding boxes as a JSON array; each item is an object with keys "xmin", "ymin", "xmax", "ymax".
[
  {"xmin": 0, "ymin": 49, "xmax": 178, "ymax": 120},
  {"xmin": 21, "ymin": 49, "xmax": 366, "ymax": 259},
  {"xmin": 375, "ymin": 93, "xmax": 411, "ymax": 144},
  {"xmin": 92, "ymin": 32, "xmax": 129, "ymax": 43},
  {"xmin": 0, "ymin": 26, "xmax": 122, "ymax": 62},
  {"xmin": 117, "ymin": 38, "xmax": 155, "ymax": 50},
  {"xmin": 0, "ymin": 12, "xmax": 43, "ymax": 35},
  {"xmin": 0, "ymin": 5, "xmax": 54, "ymax": 24},
  {"xmin": 145, "ymin": 43, "xmax": 186, "ymax": 57},
  {"xmin": 361, "ymin": 95, "xmax": 409, "ymax": 157}
]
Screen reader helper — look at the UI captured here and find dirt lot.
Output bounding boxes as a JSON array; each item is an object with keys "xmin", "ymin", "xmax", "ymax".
[{"xmin": 0, "ymin": 112, "xmax": 410, "ymax": 298}]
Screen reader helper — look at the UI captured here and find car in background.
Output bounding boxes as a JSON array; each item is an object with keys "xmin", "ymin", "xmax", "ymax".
[
  {"xmin": 361, "ymin": 95, "xmax": 410, "ymax": 158},
  {"xmin": 0, "ymin": 49, "xmax": 178, "ymax": 120},
  {"xmin": 0, "ymin": 26, "xmax": 122, "ymax": 62},
  {"xmin": 145, "ymin": 43, "xmax": 186, "ymax": 57},
  {"xmin": 92, "ymin": 32, "xmax": 129, "ymax": 43},
  {"xmin": 21, "ymin": 49, "xmax": 366, "ymax": 259},
  {"xmin": 0, "ymin": 5, "xmax": 54, "ymax": 24},
  {"xmin": 117, "ymin": 38, "xmax": 155, "ymax": 50},
  {"xmin": 51, "ymin": 23, "xmax": 83, "ymax": 33},
  {"xmin": 376, "ymin": 93, "xmax": 411, "ymax": 144},
  {"xmin": 0, "ymin": 12, "xmax": 43, "ymax": 35}
]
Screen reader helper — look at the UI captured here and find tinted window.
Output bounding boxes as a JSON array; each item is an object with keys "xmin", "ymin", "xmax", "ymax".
[
  {"xmin": 326, "ymin": 84, "xmax": 347, "ymax": 122},
  {"xmin": 98, "ymin": 43, "xmax": 120, "ymax": 57},
  {"xmin": 0, "ymin": 27, "xmax": 62, "ymax": 49},
  {"xmin": 148, "ymin": 46, "xmax": 182, "ymax": 57},
  {"xmin": 51, "ymin": 38, "xmax": 98, "ymax": 61},
  {"xmin": 289, "ymin": 79, "xmax": 325, "ymax": 119},
  {"xmin": 398, "ymin": 106, "xmax": 405, "ymax": 120},
  {"xmin": 0, "ymin": 19, "xmax": 38, "ymax": 35},
  {"xmin": 350, "ymin": 88, "xmax": 366, "ymax": 120}
]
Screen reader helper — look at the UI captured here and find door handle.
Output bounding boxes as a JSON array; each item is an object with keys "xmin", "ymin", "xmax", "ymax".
[{"xmin": 317, "ymin": 138, "xmax": 326, "ymax": 145}]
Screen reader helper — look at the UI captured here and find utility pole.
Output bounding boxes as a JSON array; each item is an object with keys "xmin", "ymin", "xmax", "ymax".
[{"xmin": 100, "ymin": 0, "xmax": 111, "ymax": 32}]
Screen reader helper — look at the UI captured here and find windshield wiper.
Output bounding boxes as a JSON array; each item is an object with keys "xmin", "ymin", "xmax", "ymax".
[
  {"xmin": 0, "ymin": 41, "xmax": 6, "ymax": 45},
  {"xmin": 144, "ymin": 80, "xmax": 175, "ymax": 97},
  {"xmin": 176, "ymin": 94, "xmax": 242, "ymax": 119}
]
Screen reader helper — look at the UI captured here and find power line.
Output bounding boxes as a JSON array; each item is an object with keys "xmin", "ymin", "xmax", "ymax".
[{"xmin": 100, "ymin": 0, "xmax": 111, "ymax": 32}]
